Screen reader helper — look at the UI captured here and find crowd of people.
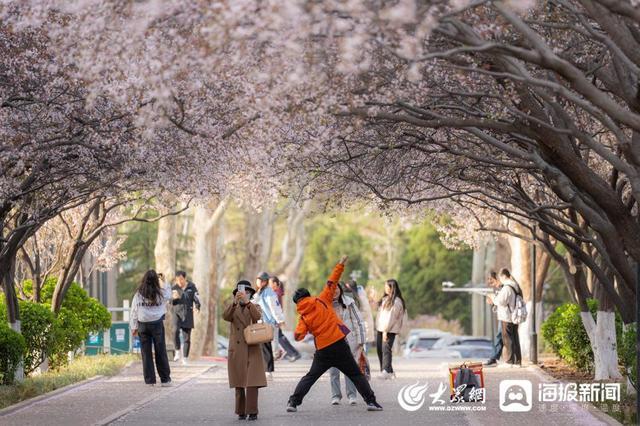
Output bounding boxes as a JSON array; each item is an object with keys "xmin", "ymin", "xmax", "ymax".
[
  {"xmin": 127, "ymin": 261, "xmax": 530, "ymax": 420},
  {"xmin": 128, "ymin": 256, "xmax": 408, "ymax": 420}
]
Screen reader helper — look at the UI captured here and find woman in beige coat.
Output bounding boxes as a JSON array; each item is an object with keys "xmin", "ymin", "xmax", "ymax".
[{"xmin": 223, "ymin": 280, "xmax": 267, "ymax": 421}]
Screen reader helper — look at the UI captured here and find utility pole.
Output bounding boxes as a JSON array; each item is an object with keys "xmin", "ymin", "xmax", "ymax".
[{"xmin": 531, "ymin": 226, "xmax": 538, "ymax": 364}]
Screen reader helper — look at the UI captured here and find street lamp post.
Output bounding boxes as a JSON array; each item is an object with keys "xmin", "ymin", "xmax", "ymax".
[
  {"xmin": 531, "ymin": 228, "xmax": 538, "ymax": 365},
  {"xmin": 636, "ymin": 262, "xmax": 639, "ymax": 423}
]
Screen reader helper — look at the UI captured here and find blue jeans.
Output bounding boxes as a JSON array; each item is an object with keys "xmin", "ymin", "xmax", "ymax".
[
  {"xmin": 278, "ymin": 328, "xmax": 300, "ymax": 358},
  {"xmin": 491, "ymin": 322, "xmax": 503, "ymax": 361},
  {"xmin": 330, "ymin": 367, "xmax": 356, "ymax": 400}
]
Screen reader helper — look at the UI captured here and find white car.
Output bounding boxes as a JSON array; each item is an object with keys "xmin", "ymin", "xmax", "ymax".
[
  {"xmin": 404, "ymin": 329, "xmax": 451, "ymax": 358},
  {"xmin": 409, "ymin": 335, "xmax": 492, "ymax": 359},
  {"xmin": 448, "ymin": 345, "xmax": 494, "ymax": 360}
]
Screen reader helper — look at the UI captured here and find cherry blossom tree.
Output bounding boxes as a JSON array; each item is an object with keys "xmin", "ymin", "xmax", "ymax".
[{"xmin": 4, "ymin": 0, "xmax": 640, "ymax": 379}]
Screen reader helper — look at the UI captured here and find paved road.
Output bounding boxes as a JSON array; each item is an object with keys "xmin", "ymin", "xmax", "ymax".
[{"xmin": 0, "ymin": 356, "xmax": 619, "ymax": 425}]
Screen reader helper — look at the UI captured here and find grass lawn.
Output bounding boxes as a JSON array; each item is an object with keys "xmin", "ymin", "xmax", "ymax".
[{"xmin": 0, "ymin": 354, "xmax": 136, "ymax": 410}]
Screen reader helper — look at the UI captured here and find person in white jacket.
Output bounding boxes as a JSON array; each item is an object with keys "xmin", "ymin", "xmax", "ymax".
[
  {"xmin": 329, "ymin": 283, "xmax": 366, "ymax": 405},
  {"xmin": 252, "ymin": 271, "xmax": 285, "ymax": 378},
  {"xmin": 130, "ymin": 269, "xmax": 173, "ymax": 386},
  {"xmin": 346, "ymin": 280, "xmax": 375, "ymax": 352},
  {"xmin": 488, "ymin": 268, "xmax": 522, "ymax": 366},
  {"xmin": 375, "ymin": 279, "xmax": 406, "ymax": 379}
]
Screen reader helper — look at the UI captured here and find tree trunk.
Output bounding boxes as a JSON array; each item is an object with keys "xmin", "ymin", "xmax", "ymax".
[
  {"xmin": 190, "ymin": 200, "xmax": 227, "ymax": 358},
  {"xmin": 2, "ymin": 256, "xmax": 24, "ymax": 381},
  {"xmin": 154, "ymin": 213, "xmax": 177, "ymax": 350},
  {"xmin": 507, "ymin": 229, "xmax": 551, "ymax": 362},
  {"xmin": 243, "ymin": 207, "xmax": 275, "ymax": 281},
  {"xmin": 202, "ymin": 219, "xmax": 225, "ymax": 356},
  {"xmin": 580, "ymin": 310, "xmax": 622, "ymax": 380},
  {"xmin": 276, "ymin": 201, "xmax": 309, "ymax": 325},
  {"xmin": 508, "ymin": 231, "xmax": 532, "ymax": 360},
  {"xmin": 588, "ymin": 279, "xmax": 623, "ymax": 381}
]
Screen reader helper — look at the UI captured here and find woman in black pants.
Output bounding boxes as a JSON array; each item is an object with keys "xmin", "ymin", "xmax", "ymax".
[
  {"xmin": 130, "ymin": 270, "xmax": 172, "ymax": 386},
  {"xmin": 375, "ymin": 279, "xmax": 406, "ymax": 380}
]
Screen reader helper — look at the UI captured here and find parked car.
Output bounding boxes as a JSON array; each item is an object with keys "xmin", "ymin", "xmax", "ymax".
[
  {"xmin": 410, "ymin": 335, "xmax": 492, "ymax": 359},
  {"xmin": 403, "ymin": 329, "xmax": 451, "ymax": 358},
  {"xmin": 448, "ymin": 345, "xmax": 494, "ymax": 360},
  {"xmin": 432, "ymin": 335, "xmax": 493, "ymax": 350},
  {"xmin": 217, "ymin": 335, "xmax": 229, "ymax": 357}
]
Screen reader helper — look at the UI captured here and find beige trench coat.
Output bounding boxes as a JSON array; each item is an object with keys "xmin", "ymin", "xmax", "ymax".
[{"xmin": 222, "ymin": 301, "xmax": 267, "ymax": 389}]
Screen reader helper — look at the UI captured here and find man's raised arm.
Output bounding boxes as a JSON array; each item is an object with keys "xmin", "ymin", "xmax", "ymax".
[{"xmin": 318, "ymin": 256, "xmax": 348, "ymax": 305}]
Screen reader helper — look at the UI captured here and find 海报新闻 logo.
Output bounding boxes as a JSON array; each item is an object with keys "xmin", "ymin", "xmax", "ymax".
[{"xmin": 499, "ymin": 379, "xmax": 532, "ymax": 412}]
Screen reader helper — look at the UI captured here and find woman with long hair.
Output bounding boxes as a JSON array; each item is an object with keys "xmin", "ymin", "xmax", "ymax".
[
  {"xmin": 130, "ymin": 269, "xmax": 172, "ymax": 386},
  {"xmin": 375, "ymin": 279, "xmax": 406, "ymax": 379},
  {"xmin": 269, "ymin": 276, "xmax": 302, "ymax": 362}
]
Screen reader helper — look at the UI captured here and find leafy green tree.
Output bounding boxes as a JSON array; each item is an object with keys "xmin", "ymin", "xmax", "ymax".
[
  {"xmin": 299, "ymin": 216, "xmax": 370, "ymax": 294},
  {"xmin": 116, "ymin": 220, "xmax": 158, "ymax": 303},
  {"xmin": 397, "ymin": 221, "xmax": 473, "ymax": 332}
]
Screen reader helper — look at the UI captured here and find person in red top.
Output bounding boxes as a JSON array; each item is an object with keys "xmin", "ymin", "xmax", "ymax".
[{"xmin": 286, "ymin": 256, "xmax": 383, "ymax": 412}]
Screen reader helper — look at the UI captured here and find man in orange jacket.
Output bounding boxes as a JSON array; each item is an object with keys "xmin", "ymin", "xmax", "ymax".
[{"xmin": 286, "ymin": 256, "xmax": 383, "ymax": 412}]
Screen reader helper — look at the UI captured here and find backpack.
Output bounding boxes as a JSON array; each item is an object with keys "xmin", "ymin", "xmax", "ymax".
[
  {"xmin": 454, "ymin": 366, "xmax": 480, "ymax": 401},
  {"xmin": 505, "ymin": 283, "xmax": 527, "ymax": 324}
]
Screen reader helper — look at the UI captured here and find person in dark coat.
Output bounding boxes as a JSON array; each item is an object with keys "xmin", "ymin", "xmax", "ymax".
[
  {"xmin": 223, "ymin": 280, "xmax": 267, "ymax": 421},
  {"xmin": 172, "ymin": 271, "xmax": 201, "ymax": 364}
]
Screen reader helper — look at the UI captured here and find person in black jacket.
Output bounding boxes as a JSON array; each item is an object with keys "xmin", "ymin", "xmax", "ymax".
[{"xmin": 172, "ymin": 271, "xmax": 201, "ymax": 365}]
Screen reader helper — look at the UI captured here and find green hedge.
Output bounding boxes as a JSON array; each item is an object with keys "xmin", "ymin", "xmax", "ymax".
[
  {"xmin": 542, "ymin": 299, "xmax": 623, "ymax": 374},
  {"xmin": 0, "ymin": 279, "xmax": 111, "ymax": 376},
  {"xmin": 18, "ymin": 301, "xmax": 56, "ymax": 375},
  {"xmin": 0, "ymin": 322, "xmax": 25, "ymax": 385},
  {"xmin": 618, "ymin": 323, "xmax": 637, "ymax": 391}
]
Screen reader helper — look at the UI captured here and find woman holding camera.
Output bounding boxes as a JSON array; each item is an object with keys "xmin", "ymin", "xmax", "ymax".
[{"xmin": 222, "ymin": 280, "xmax": 267, "ymax": 421}]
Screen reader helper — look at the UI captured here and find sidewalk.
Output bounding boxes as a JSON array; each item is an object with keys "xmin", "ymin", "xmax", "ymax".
[
  {"xmin": 0, "ymin": 357, "xmax": 619, "ymax": 425},
  {"xmin": 0, "ymin": 359, "xmax": 215, "ymax": 426}
]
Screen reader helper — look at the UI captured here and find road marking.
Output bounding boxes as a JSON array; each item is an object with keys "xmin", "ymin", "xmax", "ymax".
[{"xmin": 93, "ymin": 365, "xmax": 216, "ymax": 426}]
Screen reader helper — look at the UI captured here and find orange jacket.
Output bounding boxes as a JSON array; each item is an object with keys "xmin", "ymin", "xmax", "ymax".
[{"xmin": 294, "ymin": 262, "xmax": 347, "ymax": 350}]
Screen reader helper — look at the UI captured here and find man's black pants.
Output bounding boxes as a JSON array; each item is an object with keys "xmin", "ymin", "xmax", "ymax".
[
  {"xmin": 288, "ymin": 338, "xmax": 376, "ymax": 406},
  {"xmin": 502, "ymin": 321, "xmax": 521, "ymax": 365},
  {"xmin": 139, "ymin": 319, "xmax": 171, "ymax": 384},
  {"xmin": 262, "ymin": 341, "xmax": 274, "ymax": 372}
]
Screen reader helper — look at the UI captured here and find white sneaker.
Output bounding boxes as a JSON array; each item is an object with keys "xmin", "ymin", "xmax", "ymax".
[
  {"xmin": 173, "ymin": 352, "xmax": 181, "ymax": 362},
  {"xmin": 348, "ymin": 397, "xmax": 357, "ymax": 406},
  {"xmin": 160, "ymin": 380, "xmax": 172, "ymax": 387},
  {"xmin": 380, "ymin": 370, "xmax": 390, "ymax": 380},
  {"xmin": 331, "ymin": 397, "xmax": 341, "ymax": 405},
  {"xmin": 181, "ymin": 357, "xmax": 188, "ymax": 366},
  {"xmin": 266, "ymin": 372, "xmax": 273, "ymax": 380}
]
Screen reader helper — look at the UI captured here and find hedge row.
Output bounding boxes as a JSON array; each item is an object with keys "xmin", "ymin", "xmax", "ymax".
[
  {"xmin": 542, "ymin": 299, "xmax": 635, "ymax": 388},
  {"xmin": 0, "ymin": 279, "xmax": 110, "ymax": 384}
]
